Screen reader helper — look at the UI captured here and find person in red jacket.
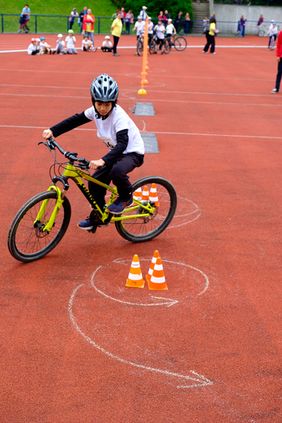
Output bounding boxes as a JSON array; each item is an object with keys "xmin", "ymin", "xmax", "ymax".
[
  {"xmin": 83, "ymin": 8, "xmax": 95, "ymax": 46},
  {"xmin": 272, "ymin": 30, "xmax": 282, "ymax": 93}
]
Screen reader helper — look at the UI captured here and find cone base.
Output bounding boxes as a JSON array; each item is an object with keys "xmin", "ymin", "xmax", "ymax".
[
  {"xmin": 126, "ymin": 278, "xmax": 145, "ymax": 288},
  {"xmin": 146, "ymin": 275, "xmax": 168, "ymax": 291}
]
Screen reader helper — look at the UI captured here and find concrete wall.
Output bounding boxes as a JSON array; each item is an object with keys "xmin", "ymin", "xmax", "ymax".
[{"xmin": 212, "ymin": 4, "xmax": 282, "ymax": 34}]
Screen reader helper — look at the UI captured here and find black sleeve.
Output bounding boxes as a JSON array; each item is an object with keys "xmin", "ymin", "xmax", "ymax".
[
  {"xmin": 102, "ymin": 129, "xmax": 129, "ymax": 166},
  {"xmin": 50, "ymin": 112, "xmax": 91, "ymax": 137}
]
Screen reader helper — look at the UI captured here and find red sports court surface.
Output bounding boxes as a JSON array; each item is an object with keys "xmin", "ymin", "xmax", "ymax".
[{"xmin": 0, "ymin": 34, "xmax": 281, "ymax": 423}]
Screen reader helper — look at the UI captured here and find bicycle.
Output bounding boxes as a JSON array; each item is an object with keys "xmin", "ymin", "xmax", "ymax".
[
  {"xmin": 149, "ymin": 35, "xmax": 170, "ymax": 55},
  {"xmin": 136, "ymin": 35, "xmax": 144, "ymax": 56},
  {"xmin": 8, "ymin": 138, "xmax": 177, "ymax": 263},
  {"xmin": 168, "ymin": 34, "xmax": 187, "ymax": 52}
]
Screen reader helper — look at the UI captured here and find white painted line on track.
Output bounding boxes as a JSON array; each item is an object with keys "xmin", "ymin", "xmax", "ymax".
[{"xmin": 0, "ymin": 124, "xmax": 281, "ymax": 141}]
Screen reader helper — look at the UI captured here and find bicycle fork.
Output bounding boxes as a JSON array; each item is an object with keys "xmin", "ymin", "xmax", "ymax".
[{"xmin": 34, "ymin": 185, "xmax": 64, "ymax": 233}]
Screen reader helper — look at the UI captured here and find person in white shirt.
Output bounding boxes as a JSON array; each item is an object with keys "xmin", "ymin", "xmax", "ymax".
[
  {"xmin": 54, "ymin": 34, "xmax": 66, "ymax": 54},
  {"xmin": 139, "ymin": 6, "xmax": 147, "ymax": 21},
  {"xmin": 134, "ymin": 16, "xmax": 145, "ymax": 40},
  {"xmin": 147, "ymin": 16, "xmax": 154, "ymax": 44},
  {"xmin": 154, "ymin": 20, "xmax": 166, "ymax": 52},
  {"xmin": 82, "ymin": 35, "xmax": 94, "ymax": 51},
  {"xmin": 65, "ymin": 29, "xmax": 77, "ymax": 54},
  {"xmin": 101, "ymin": 35, "xmax": 113, "ymax": 52},
  {"xmin": 42, "ymin": 74, "xmax": 144, "ymax": 230},
  {"xmin": 27, "ymin": 38, "xmax": 39, "ymax": 55},
  {"xmin": 39, "ymin": 36, "xmax": 51, "ymax": 54},
  {"xmin": 165, "ymin": 18, "xmax": 176, "ymax": 47},
  {"xmin": 268, "ymin": 20, "xmax": 278, "ymax": 50}
]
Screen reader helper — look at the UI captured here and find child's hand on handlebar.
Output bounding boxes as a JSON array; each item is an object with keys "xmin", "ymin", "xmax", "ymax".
[
  {"xmin": 90, "ymin": 159, "xmax": 105, "ymax": 170},
  {"xmin": 42, "ymin": 129, "xmax": 53, "ymax": 140}
]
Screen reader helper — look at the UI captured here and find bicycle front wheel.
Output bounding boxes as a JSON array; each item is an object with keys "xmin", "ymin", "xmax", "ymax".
[
  {"xmin": 8, "ymin": 191, "xmax": 71, "ymax": 263},
  {"xmin": 173, "ymin": 36, "xmax": 187, "ymax": 51},
  {"xmin": 115, "ymin": 176, "xmax": 177, "ymax": 242}
]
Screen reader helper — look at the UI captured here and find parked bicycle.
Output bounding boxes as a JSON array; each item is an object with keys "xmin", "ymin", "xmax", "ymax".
[
  {"xmin": 8, "ymin": 138, "xmax": 177, "ymax": 262},
  {"xmin": 167, "ymin": 34, "xmax": 187, "ymax": 51}
]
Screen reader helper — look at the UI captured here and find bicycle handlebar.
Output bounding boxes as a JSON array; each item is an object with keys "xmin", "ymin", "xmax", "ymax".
[{"xmin": 39, "ymin": 137, "xmax": 90, "ymax": 169}]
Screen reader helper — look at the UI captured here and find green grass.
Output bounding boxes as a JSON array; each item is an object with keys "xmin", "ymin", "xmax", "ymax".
[{"xmin": 0, "ymin": 0, "xmax": 116, "ymax": 33}]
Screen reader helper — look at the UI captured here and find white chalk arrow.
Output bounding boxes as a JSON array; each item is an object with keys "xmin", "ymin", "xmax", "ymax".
[
  {"xmin": 68, "ymin": 284, "xmax": 213, "ymax": 390},
  {"xmin": 90, "ymin": 264, "xmax": 179, "ymax": 308}
]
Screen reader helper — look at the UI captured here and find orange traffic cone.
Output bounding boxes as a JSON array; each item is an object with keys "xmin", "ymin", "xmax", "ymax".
[
  {"xmin": 146, "ymin": 250, "xmax": 160, "ymax": 282},
  {"xmin": 133, "ymin": 187, "xmax": 142, "ymax": 201},
  {"xmin": 149, "ymin": 183, "xmax": 159, "ymax": 206},
  {"xmin": 125, "ymin": 254, "xmax": 145, "ymax": 288},
  {"xmin": 142, "ymin": 185, "xmax": 149, "ymax": 203},
  {"xmin": 147, "ymin": 256, "xmax": 168, "ymax": 291}
]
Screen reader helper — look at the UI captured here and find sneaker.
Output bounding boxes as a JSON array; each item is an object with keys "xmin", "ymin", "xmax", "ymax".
[
  {"xmin": 271, "ymin": 88, "xmax": 279, "ymax": 94},
  {"xmin": 78, "ymin": 216, "xmax": 94, "ymax": 230},
  {"xmin": 107, "ymin": 196, "xmax": 133, "ymax": 215}
]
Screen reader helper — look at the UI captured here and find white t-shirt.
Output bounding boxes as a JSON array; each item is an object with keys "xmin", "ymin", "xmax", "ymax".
[
  {"xmin": 65, "ymin": 35, "xmax": 76, "ymax": 49},
  {"xmin": 166, "ymin": 23, "xmax": 176, "ymax": 35},
  {"xmin": 154, "ymin": 24, "xmax": 165, "ymax": 39},
  {"xmin": 134, "ymin": 21, "xmax": 145, "ymax": 36},
  {"xmin": 84, "ymin": 104, "xmax": 145, "ymax": 155}
]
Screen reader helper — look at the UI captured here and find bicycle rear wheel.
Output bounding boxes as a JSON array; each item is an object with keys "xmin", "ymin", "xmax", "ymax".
[
  {"xmin": 8, "ymin": 191, "xmax": 71, "ymax": 262},
  {"xmin": 173, "ymin": 36, "xmax": 187, "ymax": 51},
  {"xmin": 115, "ymin": 176, "xmax": 177, "ymax": 242},
  {"xmin": 137, "ymin": 39, "xmax": 143, "ymax": 56}
]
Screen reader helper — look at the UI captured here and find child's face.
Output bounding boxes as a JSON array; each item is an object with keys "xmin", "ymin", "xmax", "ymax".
[{"xmin": 95, "ymin": 101, "xmax": 113, "ymax": 116}]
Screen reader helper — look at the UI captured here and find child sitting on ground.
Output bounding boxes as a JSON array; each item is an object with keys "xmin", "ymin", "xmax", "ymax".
[
  {"xmin": 27, "ymin": 38, "xmax": 40, "ymax": 55},
  {"xmin": 101, "ymin": 35, "xmax": 113, "ymax": 52},
  {"xmin": 54, "ymin": 33, "xmax": 66, "ymax": 54},
  {"xmin": 82, "ymin": 35, "xmax": 94, "ymax": 51},
  {"xmin": 39, "ymin": 36, "xmax": 52, "ymax": 54},
  {"xmin": 65, "ymin": 29, "xmax": 77, "ymax": 54}
]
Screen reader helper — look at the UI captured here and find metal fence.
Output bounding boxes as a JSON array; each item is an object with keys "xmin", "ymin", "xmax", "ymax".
[
  {"xmin": 0, "ymin": 13, "xmax": 281, "ymax": 36},
  {"xmin": 0, "ymin": 14, "xmax": 115, "ymax": 35}
]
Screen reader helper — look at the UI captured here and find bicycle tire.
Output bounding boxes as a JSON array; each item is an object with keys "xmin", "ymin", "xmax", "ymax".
[
  {"xmin": 8, "ymin": 190, "xmax": 71, "ymax": 263},
  {"xmin": 149, "ymin": 40, "xmax": 157, "ymax": 54},
  {"xmin": 173, "ymin": 36, "xmax": 187, "ymax": 51},
  {"xmin": 137, "ymin": 39, "xmax": 143, "ymax": 56},
  {"xmin": 115, "ymin": 176, "xmax": 177, "ymax": 243}
]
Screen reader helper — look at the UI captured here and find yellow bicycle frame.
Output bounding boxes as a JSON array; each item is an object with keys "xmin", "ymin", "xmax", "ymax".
[{"xmin": 35, "ymin": 163, "xmax": 156, "ymax": 232}]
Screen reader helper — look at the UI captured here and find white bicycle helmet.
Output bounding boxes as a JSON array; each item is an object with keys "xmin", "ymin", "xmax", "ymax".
[{"xmin": 90, "ymin": 73, "xmax": 119, "ymax": 103}]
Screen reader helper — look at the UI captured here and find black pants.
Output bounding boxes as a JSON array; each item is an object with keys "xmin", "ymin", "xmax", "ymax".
[
  {"xmin": 112, "ymin": 35, "xmax": 120, "ymax": 54},
  {"xmin": 203, "ymin": 34, "xmax": 215, "ymax": 53},
  {"xmin": 88, "ymin": 153, "xmax": 144, "ymax": 210},
  {"xmin": 275, "ymin": 58, "xmax": 282, "ymax": 92}
]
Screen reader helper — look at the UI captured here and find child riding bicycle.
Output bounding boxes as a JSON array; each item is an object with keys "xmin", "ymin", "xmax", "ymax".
[{"xmin": 42, "ymin": 73, "xmax": 145, "ymax": 231}]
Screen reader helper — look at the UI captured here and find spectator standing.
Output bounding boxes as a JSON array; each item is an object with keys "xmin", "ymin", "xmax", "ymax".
[
  {"xmin": 68, "ymin": 8, "xmax": 79, "ymax": 30},
  {"xmin": 79, "ymin": 7, "xmax": 87, "ymax": 33},
  {"xmin": 257, "ymin": 14, "xmax": 264, "ymax": 29},
  {"xmin": 111, "ymin": 11, "xmax": 123, "ymax": 56},
  {"xmin": 18, "ymin": 4, "xmax": 31, "ymax": 33},
  {"xmin": 268, "ymin": 20, "xmax": 278, "ymax": 50},
  {"xmin": 272, "ymin": 30, "xmax": 282, "ymax": 93},
  {"xmin": 158, "ymin": 11, "xmax": 168, "ymax": 27},
  {"xmin": 203, "ymin": 16, "xmax": 217, "ymax": 54},
  {"xmin": 238, "ymin": 15, "xmax": 247, "ymax": 37},
  {"xmin": 184, "ymin": 12, "xmax": 191, "ymax": 35},
  {"xmin": 174, "ymin": 11, "xmax": 183, "ymax": 34},
  {"xmin": 83, "ymin": 9, "xmax": 95, "ymax": 45},
  {"xmin": 139, "ymin": 6, "xmax": 148, "ymax": 21},
  {"xmin": 125, "ymin": 10, "xmax": 134, "ymax": 34}
]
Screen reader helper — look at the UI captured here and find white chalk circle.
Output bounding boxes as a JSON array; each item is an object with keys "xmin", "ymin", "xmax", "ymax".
[{"xmin": 90, "ymin": 257, "xmax": 209, "ymax": 308}]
